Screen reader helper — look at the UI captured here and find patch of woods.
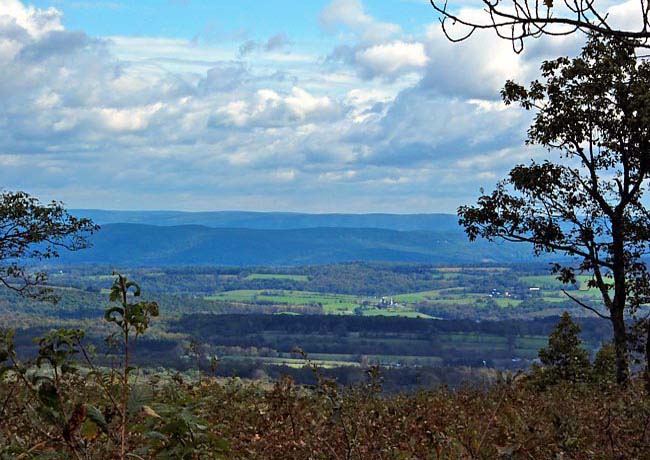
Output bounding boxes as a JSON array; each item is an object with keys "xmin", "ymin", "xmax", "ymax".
[{"xmin": 4, "ymin": 312, "xmax": 613, "ymax": 393}]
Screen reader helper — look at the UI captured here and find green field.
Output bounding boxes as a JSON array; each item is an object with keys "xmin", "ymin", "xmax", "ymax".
[
  {"xmin": 7, "ymin": 263, "xmax": 615, "ymax": 376},
  {"xmin": 206, "ymin": 290, "xmax": 368, "ymax": 314},
  {"xmin": 245, "ymin": 273, "xmax": 309, "ymax": 281},
  {"xmin": 204, "ymin": 268, "xmax": 610, "ymax": 318},
  {"xmin": 53, "ymin": 265, "xmax": 610, "ymax": 322},
  {"xmin": 212, "ymin": 329, "xmax": 553, "ymax": 369},
  {"xmin": 222, "ymin": 356, "xmax": 360, "ymax": 369},
  {"xmin": 204, "ymin": 289, "xmax": 441, "ymax": 317}
]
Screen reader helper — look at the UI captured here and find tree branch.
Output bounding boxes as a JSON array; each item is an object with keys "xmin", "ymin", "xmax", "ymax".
[
  {"xmin": 561, "ymin": 288, "xmax": 611, "ymax": 319},
  {"xmin": 430, "ymin": 0, "xmax": 650, "ymax": 51}
]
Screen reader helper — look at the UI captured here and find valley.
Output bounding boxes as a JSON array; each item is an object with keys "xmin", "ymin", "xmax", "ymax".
[{"xmin": 1, "ymin": 262, "xmax": 612, "ymax": 390}]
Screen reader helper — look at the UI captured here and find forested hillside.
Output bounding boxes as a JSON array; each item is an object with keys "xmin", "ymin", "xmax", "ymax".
[{"xmin": 56, "ymin": 223, "xmax": 541, "ymax": 266}]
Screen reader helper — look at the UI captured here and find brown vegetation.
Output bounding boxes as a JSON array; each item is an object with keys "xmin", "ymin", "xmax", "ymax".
[{"xmin": 2, "ymin": 370, "xmax": 650, "ymax": 459}]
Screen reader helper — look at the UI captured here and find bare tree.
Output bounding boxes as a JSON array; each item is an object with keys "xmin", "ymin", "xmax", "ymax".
[{"xmin": 430, "ymin": 0, "xmax": 650, "ymax": 52}]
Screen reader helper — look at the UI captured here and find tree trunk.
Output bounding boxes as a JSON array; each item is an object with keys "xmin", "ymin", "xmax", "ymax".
[
  {"xmin": 645, "ymin": 319, "xmax": 650, "ymax": 393},
  {"xmin": 610, "ymin": 218, "xmax": 629, "ymax": 386},
  {"xmin": 610, "ymin": 307, "xmax": 629, "ymax": 385}
]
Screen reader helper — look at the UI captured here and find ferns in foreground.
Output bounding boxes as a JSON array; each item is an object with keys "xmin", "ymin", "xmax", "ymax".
[{"xmin": 0, "ymin": 273, "xmax": 227, "ymax": 460}]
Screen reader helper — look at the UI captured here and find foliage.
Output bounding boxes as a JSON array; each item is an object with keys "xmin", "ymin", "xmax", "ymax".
[
  {"xmin": 593, "ymin": 343, "xmax": 618, "ymax": 385},
  {"xmin": 529, "ymin": 312, "xmax": 592, "ymax": 388},
  {"xmin": 3, "ymin": 364, "xmax": 650, "ymax": 459},
  {"xmin": 459, "ymin": 36, "xmax": 650, "ymax": 384},
  {"xmin": 0, "ymin": 191, "xmax": 97, "ymax": 300},
  {"xmin": 0, "ymin": 274, "xmax": 227, "ymax": 460}
]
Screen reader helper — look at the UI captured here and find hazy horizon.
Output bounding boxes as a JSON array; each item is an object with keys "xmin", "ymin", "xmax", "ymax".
[{"xmin": 71, "ymin": 208, "xmax": 458, "ymax": 215}]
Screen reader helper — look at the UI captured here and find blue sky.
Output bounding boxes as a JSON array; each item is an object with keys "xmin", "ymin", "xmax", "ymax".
[
  {"xmin": 31, "ymin": 1, "xmax": 432, "ymax": 40},
  {"xmin": 0, "ymin": 0, "xmax": 625, "ymax": 212}
]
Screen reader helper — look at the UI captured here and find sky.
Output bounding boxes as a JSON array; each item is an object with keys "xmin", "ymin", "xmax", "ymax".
[{"xmin": 0, "ymin": 0, "xmax": 636, "ymax": 212}]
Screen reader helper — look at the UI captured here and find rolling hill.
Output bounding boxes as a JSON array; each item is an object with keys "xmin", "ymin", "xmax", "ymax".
[{"xmin": 58, "ymin": 223, "xmax": 539, "ymax": 266}]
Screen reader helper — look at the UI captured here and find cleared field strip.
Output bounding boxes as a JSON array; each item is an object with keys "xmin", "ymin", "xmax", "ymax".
[{"xmin": 245, "ymin": 273, "xmax": 309, "ymax": 281}]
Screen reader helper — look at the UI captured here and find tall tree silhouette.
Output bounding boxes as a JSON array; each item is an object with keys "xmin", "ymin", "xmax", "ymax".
[{"xmin": 459, "ymin": 37, "xmax": 650, "ymax": 385}]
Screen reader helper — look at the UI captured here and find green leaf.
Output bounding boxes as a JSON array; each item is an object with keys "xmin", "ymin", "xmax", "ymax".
[
  {"xmin": 104, "ymin": 306, "xmax": 124, "ymax": 324},
  {"xmin": 212, "ymin": 437, "xmax": 229, "ymax": 452},
  {"xmin": 80, "ymin": 419, "xmax": 100, "ymax": 440},
  {"xmin": 85, "ymin": 405, "xmax": 108, "ymax": 434},
  {"xmin": 128, "ymin": 385, "xmax": 153, "ymax": 416},
  {"xmin": 38, "ymin": 381, "xmax": 61, "ymax": 412},
  {"xmin": 145, "ymin": 431, "xmax": 166, "ymax": 441}
]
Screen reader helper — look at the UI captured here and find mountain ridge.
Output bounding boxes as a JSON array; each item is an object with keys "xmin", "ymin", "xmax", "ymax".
[
  {"xmin": 71, "ymin": 209, "xmax": 460, "ymax": 231},
  {"xmin": 58, "ymin": 222, "xmax": 540, "ymax": 267}
]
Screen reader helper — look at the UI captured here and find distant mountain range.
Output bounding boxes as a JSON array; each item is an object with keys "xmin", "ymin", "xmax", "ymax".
[
  {"xmin": 72, "ymin": 210, "xmax": 460, "ymax": 232},
  {"xmin": 57, "ymin": 217, "xmax": 542, "ymax": 267}
]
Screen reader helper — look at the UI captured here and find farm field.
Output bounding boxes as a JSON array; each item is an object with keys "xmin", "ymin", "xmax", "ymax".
[
  {"xmin": 174, "ymin": 313, "xmax": 609, "ymax": 378},
  {"xmin": 200, "ymin": 267, "xmax": 606, "ymax": 319},
  {"xmin": 205, "ymin": 290, "xmax": 365, "ymax": 314},
  {"xmin": 245, "ymin": 273, "xmax": 309, "ymax": 282}
]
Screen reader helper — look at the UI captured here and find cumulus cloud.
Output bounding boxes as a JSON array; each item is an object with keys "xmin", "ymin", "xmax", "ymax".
[
  {"xmin": 264, "ymin": 32, "xmax": 292, "ymax": 51},
  {"xmin": 0, "ymin": 0, "xmax": 63, "ymax": 39},
  {"xmin": 418, "ymin": 23, "xmax": 528, "ymax": 99},
  {"xmin": 210, "ymin": 87, "xmax": 341, "ymax": 128},
  {"xmin": 200, "ymin": 63, "xmax": 249, "ymax": 93},
  {"xmin": 320, "ymin": 0, "xmax": 424, "ymax": 81},
  {"xmin": 0, "ymin": 0, "xmax": 591, "ymax": 212},
  {"xmin": 320, "ymin": 0, "xmax": 400, "ymax": 43},
  {"xmin": 355, "ymin": 41, "xmax": 428, "ymax": 79}
]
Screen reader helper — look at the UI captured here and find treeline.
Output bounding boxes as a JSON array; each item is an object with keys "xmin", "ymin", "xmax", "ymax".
[
  {"xmin": 5, "ymin": 312, "xmax": 613, "ymax": 391},
  {"xmin": 43, "ymin": 262, "xmax": 537, "ymax": 296},
  {"xmin": 415, "ymin": 297, "xmax": 582, "ymax": 321},
  {"xmin": 174, "ymin": 313, "xmax": 612, "ymax": 341},
  {"xmin": 3, "ymin": 327, "xmax": 497, "ymax": 391}
]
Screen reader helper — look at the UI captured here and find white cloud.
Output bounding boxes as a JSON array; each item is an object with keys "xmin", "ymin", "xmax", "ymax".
[
  {"xmin": 285, "ymin": 87, "xmax": 336, "ymax": 119},
  {"xmin": 421, "ymin": 21, "xmax": 528, "ymax": 99},
  {"xmin": 0, "ymin": 0, "xmax": 63, "ymax": 39},
  {"xmin": 98, "ymin": 103, "xmax": 164, "ymax": 132},
  {"xmin": 272, "ymin": 169, "xmax": 297, "ymax": 182},
  {"xmin": 606, "ymin": 0, "xmax": 646, "ymax": 30},
  {"xmin": 320, "ymin": 0, "xmax": 401, "ymax": 43},
  {"xmin": 212, "ymin": 87, "xmax": 340, "ymax": 128},
  {"xmin": 0, "ymin": 0, "xmax": 608, "ymax": 213},
  {"xmin": 318, "ymin": 170, "xmax": 357, "ymax": 182},
  {"xmin": 355, "ymin": 41, "xmax": 428, "ymax": 78}
]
